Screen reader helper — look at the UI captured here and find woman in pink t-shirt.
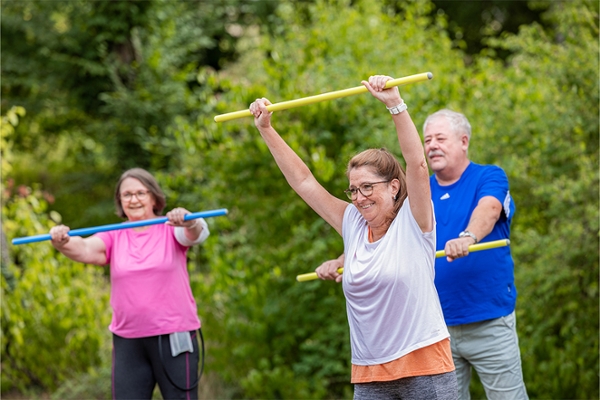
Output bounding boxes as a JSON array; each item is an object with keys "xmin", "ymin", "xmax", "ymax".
[{"xmin": 50, "ymin": 168, "xmax": 209, "ymax": 400}]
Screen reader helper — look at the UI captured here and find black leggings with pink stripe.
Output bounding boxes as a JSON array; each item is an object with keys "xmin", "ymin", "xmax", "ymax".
[{"xmin": 112, "ymin": 331, "xmax": 199, "ymax": 400}]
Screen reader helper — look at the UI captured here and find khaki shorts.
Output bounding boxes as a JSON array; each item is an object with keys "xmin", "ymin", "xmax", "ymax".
[{"xmin": 448, "ymin": 311, "xmax": 528, "ymax": 400}]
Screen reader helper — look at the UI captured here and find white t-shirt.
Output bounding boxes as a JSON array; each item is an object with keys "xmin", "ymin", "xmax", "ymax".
[{"xmin": 342, "ymin": 199, "xmax": 449, "ymax": 365}]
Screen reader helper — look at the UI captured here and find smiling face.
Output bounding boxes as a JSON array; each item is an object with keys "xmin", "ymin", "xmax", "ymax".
[
  {"xmin": 348, "ymin": 166, "xmax": 399, "ymax": 228},
  {"xmin": 118, "ymin": 177, "xmax": 157, "ymax": 221},
  {"xmin": 423, "ymin": 116, "xmax": 470, "ymax": 183}
]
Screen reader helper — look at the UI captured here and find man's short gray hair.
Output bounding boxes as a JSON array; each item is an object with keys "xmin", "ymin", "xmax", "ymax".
[{"xmin": 423, "ymin": 109, "xmax": 472, "ymax": 140}]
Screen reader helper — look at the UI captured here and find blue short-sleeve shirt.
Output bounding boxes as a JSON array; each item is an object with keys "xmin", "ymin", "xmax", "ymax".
[{"xmin": 431, "ymin": 162, "xmax": 517, "ymax": 326}]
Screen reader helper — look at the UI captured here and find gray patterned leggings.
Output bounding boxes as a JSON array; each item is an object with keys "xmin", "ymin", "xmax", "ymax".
[{"xmin": 354, "ymin": 371, "xmax": 458, "ymax": 400}]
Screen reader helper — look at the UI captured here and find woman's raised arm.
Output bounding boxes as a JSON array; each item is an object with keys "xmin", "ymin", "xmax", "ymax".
[
  {"xmin": 361, "ymin": 76, "xmax": 432, "ymax": 232},
  {"xmin": 250, "ymin": 98, "xmax": 348, "ymax": 235}
]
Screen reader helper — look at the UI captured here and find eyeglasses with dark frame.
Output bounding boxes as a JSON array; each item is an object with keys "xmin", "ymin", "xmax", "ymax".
[
  {"xmin": 344, "ymin": 181, "xmax": 390, "ymax": 200},
  {"xmin": 120, "ymin": 190, "xmax": 150, "ymax": 201}
]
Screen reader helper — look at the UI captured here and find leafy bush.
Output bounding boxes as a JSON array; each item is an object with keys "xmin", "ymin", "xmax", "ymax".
[
  {"xmin": 1, "ymin": 191, "xmax": 112, "ymax": 393},
  {"xmin": 1, "ymin": 110, "xmax": 112, "ymax": 393},
  {"xmin": 1, "ymin": 0, "xmax": 597, "ymax": 398}
]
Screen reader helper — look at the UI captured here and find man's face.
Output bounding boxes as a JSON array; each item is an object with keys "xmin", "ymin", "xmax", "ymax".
[{"xmin": 423, "ymin": 117, "xmax": 468, "ymax": 174}]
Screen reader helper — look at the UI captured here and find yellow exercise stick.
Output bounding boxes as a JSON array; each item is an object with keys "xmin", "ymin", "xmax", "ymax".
[
  {"xmin": 296, "ymin": 239, "xmax": 510, "ymax": 282},
  {"xmin": 214, "ymin": 72, "xmax": 433, "ymax": 122}
]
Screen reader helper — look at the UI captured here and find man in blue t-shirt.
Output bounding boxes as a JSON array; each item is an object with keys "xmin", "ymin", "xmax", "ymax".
[
  {"xmin": 423, "ymin": 109, "xmax": 527, "ymax": 400},
  {"xmin": 318, "ymin": 108, "xmax": 528, "ymax": 399}
]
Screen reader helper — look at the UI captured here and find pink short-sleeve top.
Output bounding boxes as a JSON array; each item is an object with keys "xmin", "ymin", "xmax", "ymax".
[{"xmin": 96, "ymin": 223, "xmax": 200, "ymax": 338}]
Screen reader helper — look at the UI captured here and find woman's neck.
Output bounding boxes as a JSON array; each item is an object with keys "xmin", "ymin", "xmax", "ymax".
[{"xmin": 368, "ymin": 220, "xmax": 392, "ymax": 242}]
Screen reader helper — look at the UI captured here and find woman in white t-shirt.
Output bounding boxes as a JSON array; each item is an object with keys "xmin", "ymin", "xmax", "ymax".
[{"xmin": 250, "ymin": 75, "xmax": 457, "ymax": 399}]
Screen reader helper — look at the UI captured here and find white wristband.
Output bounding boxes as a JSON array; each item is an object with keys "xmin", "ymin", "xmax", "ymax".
[
  {"xmin": 386, "ymin": 101, "xmax": 407, "ymax": 115},
  {"xmin": 175, "ymin": 218, "xmax": 209, "ymax": 246}
]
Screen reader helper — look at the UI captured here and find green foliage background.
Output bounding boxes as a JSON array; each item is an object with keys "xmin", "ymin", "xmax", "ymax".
[{"xmin": 1, "ymin": 0, "xmax": 598, "ymax": 398}]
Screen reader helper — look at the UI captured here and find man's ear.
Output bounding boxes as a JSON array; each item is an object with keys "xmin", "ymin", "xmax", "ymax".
[{"xmin": 461, "ymin": 134, "xmax": 470, "ymax": 150}]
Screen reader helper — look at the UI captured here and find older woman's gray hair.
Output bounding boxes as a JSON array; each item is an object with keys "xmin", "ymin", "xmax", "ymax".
[{"xmin": 114, "ymin": 168, "xmax": 166, "ymax": 219}]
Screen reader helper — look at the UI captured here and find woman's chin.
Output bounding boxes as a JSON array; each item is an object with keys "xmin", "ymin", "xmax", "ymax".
[{"xmin": 125, "ymin": 212, "xmax": 151, "ymax": 221}]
